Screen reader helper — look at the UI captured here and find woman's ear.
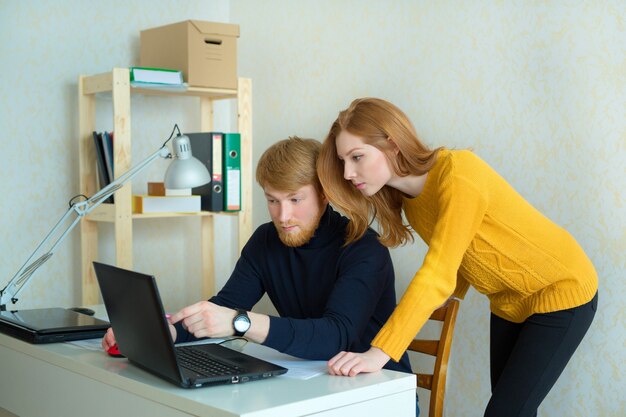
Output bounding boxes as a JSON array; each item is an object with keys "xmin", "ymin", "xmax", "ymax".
[{"xmin": 387, "ymin": 137, "xmax": 400, "ymax": 154}]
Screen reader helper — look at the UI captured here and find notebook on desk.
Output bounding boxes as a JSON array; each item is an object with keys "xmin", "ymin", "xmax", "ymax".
[
  {"xmin": 0, "ymin": 307, "xmax": 109, "ymax": 344},
  {"xmin": 93, "ymin": 261, "xmax": 287, "ymax": 388}
]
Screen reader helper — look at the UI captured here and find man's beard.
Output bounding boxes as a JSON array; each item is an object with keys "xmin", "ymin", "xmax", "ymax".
[{"xmin": 274, "ymin": 207, "xmax": 325, "ymax": 247}]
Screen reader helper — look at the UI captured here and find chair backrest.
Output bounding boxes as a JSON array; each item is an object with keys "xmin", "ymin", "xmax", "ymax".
[{"xmin": 407, "ymin": 299, "xmax": 460, "ymax": 417}]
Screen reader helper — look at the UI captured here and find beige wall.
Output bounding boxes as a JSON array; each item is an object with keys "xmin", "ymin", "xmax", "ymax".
[
  {"xmin": 231, "ymin": 1, "xmax": 625, "ymax": 416},
  {"xmin": 0, "ymin": 0, "xmax": 237, "ymax": 312},
  {"xmin": 0, "ymin": 0, "xmax": 623, "ymax": 415}
]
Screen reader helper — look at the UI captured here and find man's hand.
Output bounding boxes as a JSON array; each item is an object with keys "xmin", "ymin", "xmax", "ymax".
[
  {"xmin": 327, "ymin": 347, "xmax": 390, "ymax": 377},
  {"xmin": 169, "ymin": 301, "xmax": 237, "ymax": 339}
]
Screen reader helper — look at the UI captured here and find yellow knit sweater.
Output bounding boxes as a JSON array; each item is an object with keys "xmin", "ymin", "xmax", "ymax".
[{"xmin": 372, "ymin": 150, "xmax": 598, "ymax": 361}]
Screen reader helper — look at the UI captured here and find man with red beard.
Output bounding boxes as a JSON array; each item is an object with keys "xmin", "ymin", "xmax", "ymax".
[{"xmin": 103, "ymin": 137, "xmax": 411, "ymax": 375}]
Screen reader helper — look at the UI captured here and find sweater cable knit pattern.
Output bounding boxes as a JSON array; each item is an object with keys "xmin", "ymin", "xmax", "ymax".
[{"xmin": 372, "ymin": 150, "xmax": 598, "ymax": 361}]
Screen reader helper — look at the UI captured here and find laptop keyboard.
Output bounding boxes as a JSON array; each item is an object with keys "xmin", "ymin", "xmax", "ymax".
[{"xmin": 176, "ymin": 346, "xmax": 243, "ymax": 376}]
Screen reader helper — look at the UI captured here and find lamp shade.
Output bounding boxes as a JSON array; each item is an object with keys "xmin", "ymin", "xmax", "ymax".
[{"xmin": 163, "ymin": 135, "xmax": 211, "ymax": 189}]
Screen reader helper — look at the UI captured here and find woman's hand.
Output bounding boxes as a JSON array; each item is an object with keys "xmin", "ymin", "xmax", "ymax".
[
  {"xmin": 101, "ymin": 327, "xmax": 116, "ymax": 351},
  {"xmin": 327, "ymin": 346, "xmax": 390, "ymax": 377}
]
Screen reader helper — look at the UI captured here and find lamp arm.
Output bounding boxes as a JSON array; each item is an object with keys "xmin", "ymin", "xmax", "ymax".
[
  {"xmin": 81, "ymin": 146, "xmax": 170, "ymax": 212},
  {"xmin": 0, "ymin": 145, "xmax": 171, "ymax": 309}
]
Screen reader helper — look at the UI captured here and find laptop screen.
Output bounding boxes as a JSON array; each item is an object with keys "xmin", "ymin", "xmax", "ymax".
[
  {"xmin": 93, "ymin": 261, "xmax": 287, "ymax": 388},
  {"xmin": 93, "ymin": 261, "xmax": 184, "ymax": 384}
]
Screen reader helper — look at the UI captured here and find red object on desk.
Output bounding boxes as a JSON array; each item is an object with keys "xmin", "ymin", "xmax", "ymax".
[{"xmin": 107, "ymin": 344, "xmax": 124, "ymax": 358}]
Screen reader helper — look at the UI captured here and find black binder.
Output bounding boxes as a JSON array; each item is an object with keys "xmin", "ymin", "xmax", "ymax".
[{"xmin": 186, "ymin": 132, "xmax": 223, "ymax": 212}]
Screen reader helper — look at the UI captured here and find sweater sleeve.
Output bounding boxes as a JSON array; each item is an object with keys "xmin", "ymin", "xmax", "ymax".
[
  {"xmin": 262, "ymin": 235, "xmax": 395, "ymax": 360},
  {"xmin": 209, "ymin": 246, "xmax": 267, "ymax": 310},
  {"xmin": 174, "ymin": 236, "xmax": 266, "ymax": 344},
  {"xmin": 453, "ymin": 272, "xmax": 471, "ymax": 300},
  {"xmin": 372, "ymin": 163, "xmax": 488, "ymax": 361}
]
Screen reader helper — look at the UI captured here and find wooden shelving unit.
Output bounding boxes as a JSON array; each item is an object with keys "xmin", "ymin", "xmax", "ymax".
[{"xmin": 78, "ymin": 68, "xmax": 252, "ymax": 305}]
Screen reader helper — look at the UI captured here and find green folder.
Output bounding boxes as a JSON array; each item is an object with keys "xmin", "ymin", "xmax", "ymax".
[
  {"xmin": 129, "ymin": 67, "xmax": 184, "ymax": 85},
  {"xmin": 223, "ymin": 133, "xmax": 241, "ymax": 211}
]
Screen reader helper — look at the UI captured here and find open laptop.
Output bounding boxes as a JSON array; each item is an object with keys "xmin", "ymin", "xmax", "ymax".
[
  {"xmin": 93, "ymin": 261, "xmax": 287, "ymax": 388},
  {"xmin": 0, "ymin": 307, "xmax": 109, "ymax": 344}
]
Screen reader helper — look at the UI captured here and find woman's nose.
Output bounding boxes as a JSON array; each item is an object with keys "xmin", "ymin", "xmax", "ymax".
[{"xmin": 343, "ymin": 162, "xmax": 354, "ymax": 180}]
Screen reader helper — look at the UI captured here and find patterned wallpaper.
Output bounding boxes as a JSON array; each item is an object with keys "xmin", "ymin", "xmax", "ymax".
[
  {"xmin": 0, "ymin": 0, "xmax": 236, "ymax": 316},
  {"xmin": 0, "ymin": 0, "xmax": 623, "ymax": 416},
  {"xmin": 232, "ymin": 1, "xmax": 625, "ymax": 416}
]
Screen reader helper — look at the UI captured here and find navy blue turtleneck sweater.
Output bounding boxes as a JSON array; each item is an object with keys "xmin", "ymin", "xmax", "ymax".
[{"xmin": 176, "ymin": 205, "xmax": 412, "ymax": 374}]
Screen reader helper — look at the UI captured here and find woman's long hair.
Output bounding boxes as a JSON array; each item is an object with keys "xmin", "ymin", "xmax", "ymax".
[{"xmin": 318, "ymin": 98, "xmax": 442, "ymax": 247}]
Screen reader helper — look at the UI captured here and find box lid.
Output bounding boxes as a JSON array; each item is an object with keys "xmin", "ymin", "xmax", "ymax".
[{"xmin": 190, "ymin": 20, "xmax": 240, "ymax": 37}]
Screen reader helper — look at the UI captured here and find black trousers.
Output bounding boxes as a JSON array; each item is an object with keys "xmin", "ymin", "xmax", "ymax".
[{"xmin": 485, "ymin": 292, "xmax": 597, "ymax": 417}]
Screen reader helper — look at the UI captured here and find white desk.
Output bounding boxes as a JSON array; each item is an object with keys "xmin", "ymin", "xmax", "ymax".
[{"xmin": 0, "ymin": 332, "xmax": 415, "ymax": 417}]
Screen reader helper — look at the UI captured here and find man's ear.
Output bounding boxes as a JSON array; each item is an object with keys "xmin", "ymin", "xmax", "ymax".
[
  {"xmin": 387, "ymin": 136, "xmax": 400, "ymax": 154},
  {"xmin": 320, "ymin": 193, "xmax": 329, "ymax": 205}
]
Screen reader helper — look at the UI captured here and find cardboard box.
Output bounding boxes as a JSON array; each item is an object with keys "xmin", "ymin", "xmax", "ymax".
[
  {"xmin": 140, "ymin": 20, "xmax": 239, "ymax": 89},
  {"xmin": 147, "ymin": 182, "xmax": 192, "ymax": 196}
]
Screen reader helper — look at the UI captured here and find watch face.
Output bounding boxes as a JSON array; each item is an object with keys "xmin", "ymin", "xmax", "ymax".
[{"xmin": 234, "ymin": 316, "xmax": 250, "ymax": 332}]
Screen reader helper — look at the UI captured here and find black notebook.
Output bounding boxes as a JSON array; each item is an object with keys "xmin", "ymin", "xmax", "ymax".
[
  {"xmin": 0, "ymin": 307, "xmax": 109, "ymax": 344},
  {"xmin": 93, "ymin": 261, "xmax": 287, "ymax": 388}
]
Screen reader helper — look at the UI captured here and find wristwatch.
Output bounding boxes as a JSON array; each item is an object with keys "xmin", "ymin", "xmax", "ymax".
[{"xmin": 232, "ymin": 309, "xmax": 251, "ymax": 337}]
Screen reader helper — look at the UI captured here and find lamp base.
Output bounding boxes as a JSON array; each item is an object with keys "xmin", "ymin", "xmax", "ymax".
[{"xmin": 0, "ymin": 307, "xmax": 109, "ymax": 344}]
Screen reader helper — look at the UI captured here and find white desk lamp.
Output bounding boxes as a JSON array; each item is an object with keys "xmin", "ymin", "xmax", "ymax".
[{"xmin": 0, "ymin": 125, "xmax": 210, "ymax": 325}]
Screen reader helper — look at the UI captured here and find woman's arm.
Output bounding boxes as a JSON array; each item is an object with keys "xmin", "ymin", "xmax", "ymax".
[{"xmin": 329, "ymin": 158, "xmax": 489, "ymax": 376}]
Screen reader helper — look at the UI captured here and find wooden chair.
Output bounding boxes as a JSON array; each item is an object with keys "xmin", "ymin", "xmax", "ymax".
[{"xmin": 408, "ymin": 299, "xmax": 460, "ymax": 417}]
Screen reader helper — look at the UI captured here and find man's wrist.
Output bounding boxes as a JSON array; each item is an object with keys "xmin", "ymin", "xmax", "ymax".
[{"xmin": 243, "ymin": 312, "xmax": 270, "ymax": 344}]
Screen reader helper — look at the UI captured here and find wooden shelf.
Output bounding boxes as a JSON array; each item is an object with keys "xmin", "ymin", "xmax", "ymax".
[
  {"xmin": 131, "ymin": 85, "xmax": 237, "ymax": 99},
  {"xmin": 82, "ymin": 71, "xmax": 238, "ymax": 99},
  {"xmin": 78, "ymin": 68, "xmax": 252, "ymax": 305},
  {"xmin": 85, "ymin": 204, "xmax": 238, "ymax": 222}
]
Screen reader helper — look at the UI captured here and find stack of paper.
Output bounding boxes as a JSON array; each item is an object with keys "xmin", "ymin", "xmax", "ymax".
[{"xmin": 132, "ymin": 195, "xmax": 201, "ymax": 214}]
